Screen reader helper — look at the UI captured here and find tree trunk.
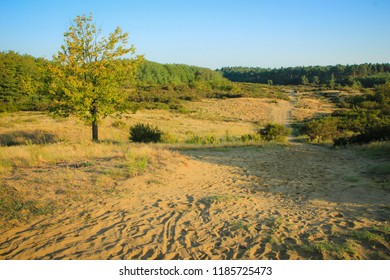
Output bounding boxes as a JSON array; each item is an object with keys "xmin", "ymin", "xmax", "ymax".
[{"xmin": 92, "ymin": 119, "xmax": 98, "ymax": 142}]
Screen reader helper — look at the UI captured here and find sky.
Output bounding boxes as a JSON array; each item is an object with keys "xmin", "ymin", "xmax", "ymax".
[{"xmin": 0, "ymin": 0, "xmax": 389, "ymax": 69}]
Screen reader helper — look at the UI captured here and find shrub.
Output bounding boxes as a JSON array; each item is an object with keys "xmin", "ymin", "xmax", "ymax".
[
  {"xmin": 333, "ymin": 124, "xmax": 390, "ymax": 146},
  {"xmin": 259, "ymin": 123, "xmax": 291, "ymax": 141},
  {"xmin": 129, "ymin": 123, "xmax": 162, "ymax": 143},
  {"xmin": 302, "ymin": 117, "xmax": 340, "ymax": 142}
]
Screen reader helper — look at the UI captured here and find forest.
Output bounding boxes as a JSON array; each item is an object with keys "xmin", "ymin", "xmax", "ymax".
[{"xmin": 219, "ymin": 64, "xmax": 390, "ymax": 87}]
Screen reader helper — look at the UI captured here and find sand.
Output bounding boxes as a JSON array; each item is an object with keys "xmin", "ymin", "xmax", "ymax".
[
  {"xmin": 0, "ymin": 94, "xmax": 388, "ymax": 260},
  {"xmin": 1, "ymin": 142, "xmax": 388, "ymax": 260}
]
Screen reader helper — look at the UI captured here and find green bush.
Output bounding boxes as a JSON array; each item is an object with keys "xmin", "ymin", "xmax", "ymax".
[
  {"xmin": 129, "ymin": 123, "xmax": 162, "ymax": 143},
  {"xmin": 302, "ymin": 117, "xmax": 340, "ymax": 142},
  {"xmin": 259, "ymin": 124, "xmax": 291, "ymax": 141},
  {"xmin": 333, "ymin": 124, "xmax": 390, "ymax": 146}
]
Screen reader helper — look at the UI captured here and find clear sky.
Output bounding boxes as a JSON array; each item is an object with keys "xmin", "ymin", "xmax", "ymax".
[{"xmin": 0, "ymin": 0, "xmax": 389, "ymax": 69}]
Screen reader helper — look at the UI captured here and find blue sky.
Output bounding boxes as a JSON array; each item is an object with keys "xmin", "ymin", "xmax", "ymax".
[{"xmin": 0, "ymin": 0, "xmax": 389, "ymax": 69}]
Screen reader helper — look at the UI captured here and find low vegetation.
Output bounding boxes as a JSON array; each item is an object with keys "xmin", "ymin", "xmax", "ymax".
[
  {"xmin": 129, "ymin": 123, "xmax": 163, "ymax": 143},
  {"xmin": 259, "ymin": 123, "xmax": 291, "ymax": 141},
  {"xmin": 299, "ymin": 82, "xmax": 390, "ymax": 145}
]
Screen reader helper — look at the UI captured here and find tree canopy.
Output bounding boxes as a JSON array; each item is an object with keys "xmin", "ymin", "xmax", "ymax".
[
  {"xmin": 48, "ymin": 14, "xmax": 143, "ymax": 141},
  {"xmin": 219, "ymin": 64, "xmax": 390, "ymax": 87}
]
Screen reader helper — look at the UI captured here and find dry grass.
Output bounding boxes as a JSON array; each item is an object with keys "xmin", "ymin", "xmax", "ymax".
[
  {"xmin": 0, "ymin": 100, "xmax": 286, "ymax": 228},
  {"xmin": 0, "ymin": 141, "xmax": 177, "ymax": 228},
  {"xmin": 0, "ymin": 110, "xmax": 260, "ymax": 146},
  {"xmin": 292, "ymin": 95, "xmax": 334, "ymax": 121},
  {"xmin": 185, "ymin": 98, "xmax": 291, "ymax": 124}
]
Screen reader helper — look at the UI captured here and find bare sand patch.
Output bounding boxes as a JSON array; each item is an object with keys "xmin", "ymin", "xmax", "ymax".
[{"xmin": 1, "ymin": 143, "xmax": 388, "ymax": 260}]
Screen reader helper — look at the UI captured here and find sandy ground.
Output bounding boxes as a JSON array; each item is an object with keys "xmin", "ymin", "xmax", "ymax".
[
  {"xmin": 0, "ymin": 143, "xmax": 388, "ymax": 259},
  {"xmin": 0, "ymin": 94, "xmax": 388, "ymax": 259}
]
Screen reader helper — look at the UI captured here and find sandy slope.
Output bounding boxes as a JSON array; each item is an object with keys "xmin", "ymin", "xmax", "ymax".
[{"xmin": 1, "ymin": 143, "xmax": 388, "ymax": 260}]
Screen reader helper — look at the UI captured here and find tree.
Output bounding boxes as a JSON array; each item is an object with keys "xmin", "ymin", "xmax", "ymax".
[
  {"xmin": 312, "ymin": 76, "xmax": 320, "ymax": 86},
  {"xmin": 328, "ymin": 73, "xmax": 335, "ymax": 89},
  {"xmin": 48, "ymin": 14, "xmax": 143, "ymax": 141},
  {"xmin": 301, "ymin": 75, "xmax": 309, "ymax": 85}
]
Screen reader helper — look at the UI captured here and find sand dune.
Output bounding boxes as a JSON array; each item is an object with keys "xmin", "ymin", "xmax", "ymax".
[{"xmin": 1, "ymin": 143, "xmax": 388, "ymax": 259}]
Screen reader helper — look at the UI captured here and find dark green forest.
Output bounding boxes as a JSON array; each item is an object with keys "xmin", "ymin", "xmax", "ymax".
[{"xmin": 219, "ymin": 64, "xmax": 390, "ymax": 87}]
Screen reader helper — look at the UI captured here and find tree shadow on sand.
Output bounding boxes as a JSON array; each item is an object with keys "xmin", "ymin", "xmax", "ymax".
[{"xmin": 178, "ymin": 144, "xmax": 390, "ymax": 222}]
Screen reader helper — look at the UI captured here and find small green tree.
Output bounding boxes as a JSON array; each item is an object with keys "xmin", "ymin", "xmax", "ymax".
[
  {"xmin": 312, "ymin": 76, "xmax": 320, "ymax": 86},
  {"xmin": 48, "ymin": 14, "xmax": 143, "ymax": 141},
  {"xmin": 301, "ymin": 75, "xmax": 309, "ymax": 86},
  {"xmin": 328, "ymin": 73, "xmax": 335, "ymax": 89}
]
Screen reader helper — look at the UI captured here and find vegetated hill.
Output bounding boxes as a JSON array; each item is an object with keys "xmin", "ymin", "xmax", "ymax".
[
  {"xmin": 0, "ymin": 52, "xmax": 286, "ymax": 113},
  {"xmin": 136, "ymin": 60, "xmax": 233, "ymax": 88},
  {"xmin": 219, "ymin": 63, "xmax": 390, "ymax": 87},
  {"xmin": 0, "ymin": 51, "xmax": 239, "ymax": 112},
  {"xmin": 130, "ymin": 60, "xmax": 240, "ymax": 110}
]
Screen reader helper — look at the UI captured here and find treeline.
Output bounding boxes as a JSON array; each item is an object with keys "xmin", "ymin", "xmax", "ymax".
[
  {"xmin": 219, "ymin": 64, "xmax": 390, "ymax": 87},
  {"xmin": 0, "ymin": 51, "xmax": 236, "ymax": 112}
]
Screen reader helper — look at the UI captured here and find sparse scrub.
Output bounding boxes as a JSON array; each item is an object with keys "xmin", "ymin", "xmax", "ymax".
[
  {"xmin": 240, "ymin": 133, "xmax": 261, "ymax": 142},
  {"xmin": 184, "ymin": 132, "xmax": 262, "ymax": 145},
  {"xmin": 230, "ymin": 221, "xmax": 252, "ymax": 233},
  {"xmin": 201, "ymin": 195, "xmax": 233, "ymax": 204},
  {"xmin": 129, "ymin": 123, "xmax": 163, "ymax": 143},
  {"xmin": 160, "ymin": 132, "xmax": 179, "ymax": 143},
  {"xmin": 111, "ymin": 120, "xmax": 127, "ymax": 129},
  {"xmin": 302, "ymin": 240, "xmax": 356, "ymax": 259},
  {"xmin": 185, "ymin": 134, "xmax": 220, "ymax": 145},
  {"xmin": 351, "ymin": 226, "xmax": 389, "ymax": 258},
  {"xmin": 0, "ymin": 184, "xmax": 57, "ymax": 224},
  {"xmin": 301, "ymin": 82, "xmax": 389, "ymax": 145},
  {"xmin": 352, "ymin": 228, "xmax": 387, "ymax": 245},
  {"xmin": 126, "ymin": 150, "xmax": 150, "ymax": 176},
  {"xmin": 0, "ymin": 130, "xmax": 58, "ymax": 146}
]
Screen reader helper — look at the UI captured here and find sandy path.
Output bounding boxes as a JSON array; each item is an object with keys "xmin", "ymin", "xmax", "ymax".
[{"xmin": 1, "ymin": 143, "xmax": 388, "ymax": 260}]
